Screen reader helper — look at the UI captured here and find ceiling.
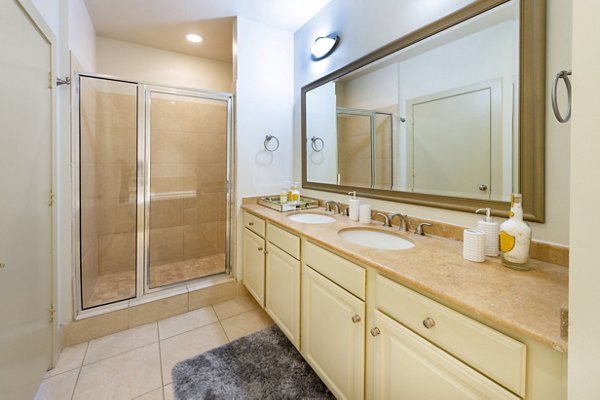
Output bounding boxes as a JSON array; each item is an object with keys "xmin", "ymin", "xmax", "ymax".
[{"xmin": 84, "ymin": 0, "xmax": 333, "ymax": 62}]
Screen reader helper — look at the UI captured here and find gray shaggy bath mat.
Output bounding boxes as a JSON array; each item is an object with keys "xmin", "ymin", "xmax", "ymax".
[{"xmin": 171, "ymin": 325, "xmax": 335, "ymax": 399}]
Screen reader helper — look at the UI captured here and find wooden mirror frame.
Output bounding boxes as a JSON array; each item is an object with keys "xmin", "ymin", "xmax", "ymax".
[{"xmin": 301, "ymin": 0, "xmax": 545, "ymax": 222}]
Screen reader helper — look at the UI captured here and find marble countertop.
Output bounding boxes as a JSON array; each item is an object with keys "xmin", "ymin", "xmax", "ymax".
[{"xmin": 242, "ymin": 203, "xmax": 569, "ymax": 353}]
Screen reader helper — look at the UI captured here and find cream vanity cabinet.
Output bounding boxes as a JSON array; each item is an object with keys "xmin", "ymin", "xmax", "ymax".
[
  {"xmin": 368, "ymin": 274, "xmax": 526, "ymax": 400},
  {"xmin": 242, "ymin": 212, "xmax": 266, "ymax": 306},
  {"xmin": 302, "ymin": 241, "xmax": 366, "ymax": 400},
  {"xmin": 264, "ymin": 223, "xmax": 301, "ymax": 348}
]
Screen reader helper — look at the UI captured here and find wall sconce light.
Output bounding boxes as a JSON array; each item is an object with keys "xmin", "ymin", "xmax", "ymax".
[{"xmin": 310, "ymin": 34, "xmax": 340, "ymax": 61}]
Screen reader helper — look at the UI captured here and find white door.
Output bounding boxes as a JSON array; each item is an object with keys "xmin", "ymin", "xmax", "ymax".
[
  {"xmin": 242, "ymin": 228, "xmax": 265, "ymax": 306},
  {"xmin": 369, "ymin": 310, "xmax": 518, "ymax": 400},
  {"xmin": 301, "ymin": 265, "xmax": 365, "ymax": 400},
  {"xmin": 0, "ymin": 1, "xmax": 53, "ymax": 398},
  {"xmin": 265, "ymin": 242, "xmax": 300, "ymax": 348}
]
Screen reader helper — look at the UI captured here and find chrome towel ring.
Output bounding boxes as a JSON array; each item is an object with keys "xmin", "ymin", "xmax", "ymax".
[
  {"xmin": 551, "ymin": 70, "xmax": 572, "ymax": 123},
  {"xmin": 311, "ymin": 136, "xmax": 324, "ymax": 152},
  {"xmin": 264, "ymin": 134, "xmax": 279, "ymax": 152}
]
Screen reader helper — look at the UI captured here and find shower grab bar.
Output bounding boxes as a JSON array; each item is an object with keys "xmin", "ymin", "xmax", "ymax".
[
  {"xmin": 264, "ymin": 134, "xmax": 280, "ymax": 152},
  {"xmin": 551, "ymin": 70, "xmax": 572, "ymax": 123},
  {"xmin": 311, "ymin": 136, "xmax": 324, "ymax": 152}
]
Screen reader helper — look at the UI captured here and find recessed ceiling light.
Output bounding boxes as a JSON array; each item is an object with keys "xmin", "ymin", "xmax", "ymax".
[{"xmin": 186, "ymin": 33, "xmax": 203, "ymax": 43}]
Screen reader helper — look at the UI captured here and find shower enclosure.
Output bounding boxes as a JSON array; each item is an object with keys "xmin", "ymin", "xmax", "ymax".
[{"xmin": 75, "ymin": 74, "xmax": 232, "ymax": 310}]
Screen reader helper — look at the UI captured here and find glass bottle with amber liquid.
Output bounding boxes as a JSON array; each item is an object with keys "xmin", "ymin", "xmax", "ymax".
[{"xmin": 499, "ymin": 193, "xmax": 532, "ymax": 270}]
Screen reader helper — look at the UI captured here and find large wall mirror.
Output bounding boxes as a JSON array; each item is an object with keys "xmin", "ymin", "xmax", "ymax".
[{"xmin": 302, "ymin": 0, "xmax": 545, "ymax": 221}]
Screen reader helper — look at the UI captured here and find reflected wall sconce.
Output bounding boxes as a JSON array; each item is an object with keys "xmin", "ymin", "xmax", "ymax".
[{"xmin": 310, "ymin": 34, "xmax": 340, "ymax": 61}]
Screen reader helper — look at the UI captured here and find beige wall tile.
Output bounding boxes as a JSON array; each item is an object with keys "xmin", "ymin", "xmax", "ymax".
[
  {"xmin": 96, "ymin": 197, "xmax": 137, "ymax": 236},
  {"xmin": 73, "ymin": 343, "xmax": 161, "ymax": 400},
  {"xmin": 150, "ymin": 163, "xmax": 184, "ymax": 194},
  {"xmin": 149, "ymin": 226, "xmax": 184, "ymax": 265},
  {"xmin": 128, "ymin": 293, "xmax": 188, "ymax": 328},
  {"xmin": 219, "ymin": 308, "xmax": 273, "ymax": 341},
  {"xmin": 150, "ymin": 198, "xmax": 184, "ymax": 229},
  {"xmin": 62, "ymin": 309, "xmax": 129, "ymax": 347},
  {"xmin": 159, "ymin": 322, "xmax": 228, "ymax": 384},
  {"xmin": 151, "ymin": 130, "xmax": 184, "ymax": 164},
  {"xmin": 96, "ymin": 92, "xmax": 137, "ymax": 130},
  {"xmin": 183, "ymin": 222, "xmax": 219, "ymax": 259},
  {"xmin": 188, "ymin": 281, "xmax": 236, "ymax": 310},
  {"xmin": 95, "ymin": 162, "xmax": 136, "ymax": 201},
  {"xmin": 94, "ymin": 125, "xmax": 136, "ymax": 164},
  {"xmin": 98, "ymin": 232, "xmax": 136, "ymax": 274}
]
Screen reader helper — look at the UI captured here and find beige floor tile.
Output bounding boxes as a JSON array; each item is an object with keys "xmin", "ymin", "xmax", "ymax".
[
  {"xmin": 73, "ymin": 343, "xmax": 162, "ymax": 400},
  {"xmin": 45, "ymin": 342, "xmax": 88, "ymax": 378},
  {"xmin": 84, "ymin": 322, "xmax": 158, "ymax": 365},
  {"xmin": 158, "ymin": 306, "xmax": 218, "ymax": 340},
  {"xmin": 220, "ymin": 308, "xmax": 273, "ymax": 341},
  {"xmin": 213, "ymin": 294, "xmax": 259, "ymax": 320},
  {"xmin": 35, "ymin": 369, "xmax": 79, "ymax": 400},
  {"xmin": 134, "ymin": 387, "xmax": 164, "ymax": 400},
  {"xmin": 163, "ymin": 384, "xmax": 175, "ymax": 400},
  {"xmin": 159, "ymin": 322, "xmax": 228, "ymax": 384}
]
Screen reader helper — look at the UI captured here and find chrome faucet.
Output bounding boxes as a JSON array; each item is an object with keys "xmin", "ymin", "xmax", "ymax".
[
  {"xmin": 375, "ymin": 212, "xmax": 391, "ymax": 227},
  {"xmin": 388, "ymin": 213, "xmax": 409, "ymax": 231},
  {"xmin": 324, "ymin": 201, "xmax": 341, "ymax": 214}
]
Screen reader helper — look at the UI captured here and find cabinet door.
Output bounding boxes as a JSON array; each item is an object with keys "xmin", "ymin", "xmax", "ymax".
[
  {"xmin": 370, "ymin": 310, "xmax": 519, "ymax": 400},
  {"xmin": 302, "ymin": 265, "xmax": 365, "ymax": 400},
  {"xmin": 265, "ymin": 243, "xmax": 300, "ymax": 348},
  {"xmin": 242, "ymin": 228, "xmax": 265, "ymax": 306}
]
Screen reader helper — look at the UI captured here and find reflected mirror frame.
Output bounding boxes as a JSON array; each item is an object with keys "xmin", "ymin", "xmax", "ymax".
[{"xmin": 301, "ymin": 0, "xmax": 545, "ymax": 222}]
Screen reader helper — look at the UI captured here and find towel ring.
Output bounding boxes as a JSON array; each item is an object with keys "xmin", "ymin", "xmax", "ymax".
[
  {"xmin": 264, "ymin": 134, "xmax": 279, "ymax": 152},
  {"xmin": 551, "ymin": 70, "xmax": 572, "ymax": 123},
  {"xmin": 311, "ymin": 136, "xmax": 324, "ymax": 152}
]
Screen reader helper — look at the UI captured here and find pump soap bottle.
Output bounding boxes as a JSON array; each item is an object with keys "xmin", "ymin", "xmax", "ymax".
[
  {"xmin": 475, "ymin": 208, "xmax": 499, "ymax": 257},
  {"xmin": 499, "ymin": 193, "xmax": 532, "ymax": 270},
  {"xmin": 348, "ymin": 191, "xmax": 360, "ymax": 221}
]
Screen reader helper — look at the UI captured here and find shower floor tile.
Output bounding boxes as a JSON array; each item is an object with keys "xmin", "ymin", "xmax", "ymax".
[{"xmin": 86, "ymin": 253, "xmax": 225, "ymax": 308}]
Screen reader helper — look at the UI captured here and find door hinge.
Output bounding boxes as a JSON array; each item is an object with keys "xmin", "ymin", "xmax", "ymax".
[
  {"xmin": 48, "ymin": 72, "xmax": 52, "ymax": 89},
  {"xmin": 48, "ymin": 190, "xmax": 54, "ymax": 206},
  {"xmin": 49, "ymin": 305, "xmax": 56, "ymax": 323}
]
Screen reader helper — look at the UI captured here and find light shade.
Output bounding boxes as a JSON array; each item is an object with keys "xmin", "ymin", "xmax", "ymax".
[
  {"xmin": 310, "ymin": 34, "xmax": 339, "ymax": 60},
  {"xmin": 186, "ymin": 33, "xmax": 203, "ymax": 43}
]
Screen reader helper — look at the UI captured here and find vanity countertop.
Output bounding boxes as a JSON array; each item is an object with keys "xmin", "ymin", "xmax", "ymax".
[{"xmin": 242, "ymin": 203, "xmax": 568, "ymax": 353}]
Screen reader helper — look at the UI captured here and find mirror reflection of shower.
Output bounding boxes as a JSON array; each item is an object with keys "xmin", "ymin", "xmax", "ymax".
[{"xmin": 76, "ymin": 75, "xmax": 232, "ymax": 310}]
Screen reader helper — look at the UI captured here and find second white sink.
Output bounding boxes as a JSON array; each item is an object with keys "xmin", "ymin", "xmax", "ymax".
[
  {"xmin": 288, "ymin": 213, "xmax": 336, "ymax": 224},
  {"xmin": 338, "ymin": 228, "xmax": 415, "ymax": 250}
]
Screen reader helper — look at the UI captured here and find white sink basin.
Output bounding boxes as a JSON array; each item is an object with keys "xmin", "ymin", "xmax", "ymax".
[
  {"xmin": 338, "ymin": 228, "xmax": 415, "ymax": 250},
  {"xmin": 287, "ymin": 213, "xmax": 336, "ymax": 224}
]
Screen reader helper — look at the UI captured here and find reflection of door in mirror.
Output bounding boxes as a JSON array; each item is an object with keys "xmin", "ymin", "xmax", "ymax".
[{"xmin": 409, "ymin": 80, "xmax": 503, "ymax": 200}]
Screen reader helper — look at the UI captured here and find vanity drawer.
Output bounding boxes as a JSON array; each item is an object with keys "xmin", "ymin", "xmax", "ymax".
[
  {"xmin": 303, "ymin": 241, "xmax": 365, "ymax": 300},
  {"xmin": 375, "ymin": 274, "xmax": 526, "ymax": 397},
  {"xmin": 244, "ymin": 212, "xmax": 265, "ymax": 238},
  {"xmin": 267, "ymin": 223, "xmax": 300, "ymax": 259}
]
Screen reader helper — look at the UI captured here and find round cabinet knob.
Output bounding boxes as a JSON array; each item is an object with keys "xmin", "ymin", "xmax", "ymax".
[
  {"xmin": 479, "ymin": 184, "xmax": 488, "ymax": 191},
  {"xmin": 351, "ymin": 314, "xmax": 361, "ymax": 323},
  {"xmin": 370, "ymin": 327, "xmax": 381, "ymax": 337},
  {"xmin": 422, "ymin": 317, "xmax": 436, "ymax": 329},
  {"xmin": 249, "ymin": 222, "xmax": 254, "ymax": 226}
]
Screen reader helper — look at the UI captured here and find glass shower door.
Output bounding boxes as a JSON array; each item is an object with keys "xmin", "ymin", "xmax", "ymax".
[{"xmin": 146, "ymin": 90, "xmax": 229, "ymax": 289}]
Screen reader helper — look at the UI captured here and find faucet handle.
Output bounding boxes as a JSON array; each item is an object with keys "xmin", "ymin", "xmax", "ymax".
[{"xmin": 415, "ymin": 222, "xmax": 433, "ymax": 236}]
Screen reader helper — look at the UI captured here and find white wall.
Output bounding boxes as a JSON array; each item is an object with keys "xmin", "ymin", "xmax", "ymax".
[
  {"xmin": 295, "ymin": 0, "xmax": 572, "ymax": 245},
  {"xmin": 568, "ymin": 0, "xmax": 600, "ymax": 396},
  {"xmin": 69, "ymin": 0, "xmax": 95, "ymax": 71},
  {"xmin": 234, "ymin": 16, "xmax": 294, "ymax": 277},
  {"xmin": 96, "ymin": 37, "xmax": 233, "ymax": 92}
]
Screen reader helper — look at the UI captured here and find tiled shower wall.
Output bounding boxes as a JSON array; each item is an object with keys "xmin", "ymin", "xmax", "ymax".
[{"xmin": 149, "ymin": 98, "xmax": 227, "ymax": 271}]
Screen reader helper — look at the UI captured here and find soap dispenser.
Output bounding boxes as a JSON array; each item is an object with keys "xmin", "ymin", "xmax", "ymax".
[
  {"xmin": 348, "ymin": 191, "xmax": 360, "ymax": 221},
  {"xmin": 475, "ymin": 208, "xmax": 499, "ymax": 257},
  {"xmin": 499, "ymin": 193, "xmax": 532, "ymax": 270}
]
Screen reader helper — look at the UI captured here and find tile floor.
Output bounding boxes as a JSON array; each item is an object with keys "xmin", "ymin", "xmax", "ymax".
[
  {"xmin": 86, "ymin": 253, "xmax": 226, "ymax": 308},
  {"xmin": 36, "ymin": 294, "xmax": 272, "ymax": 400}
]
